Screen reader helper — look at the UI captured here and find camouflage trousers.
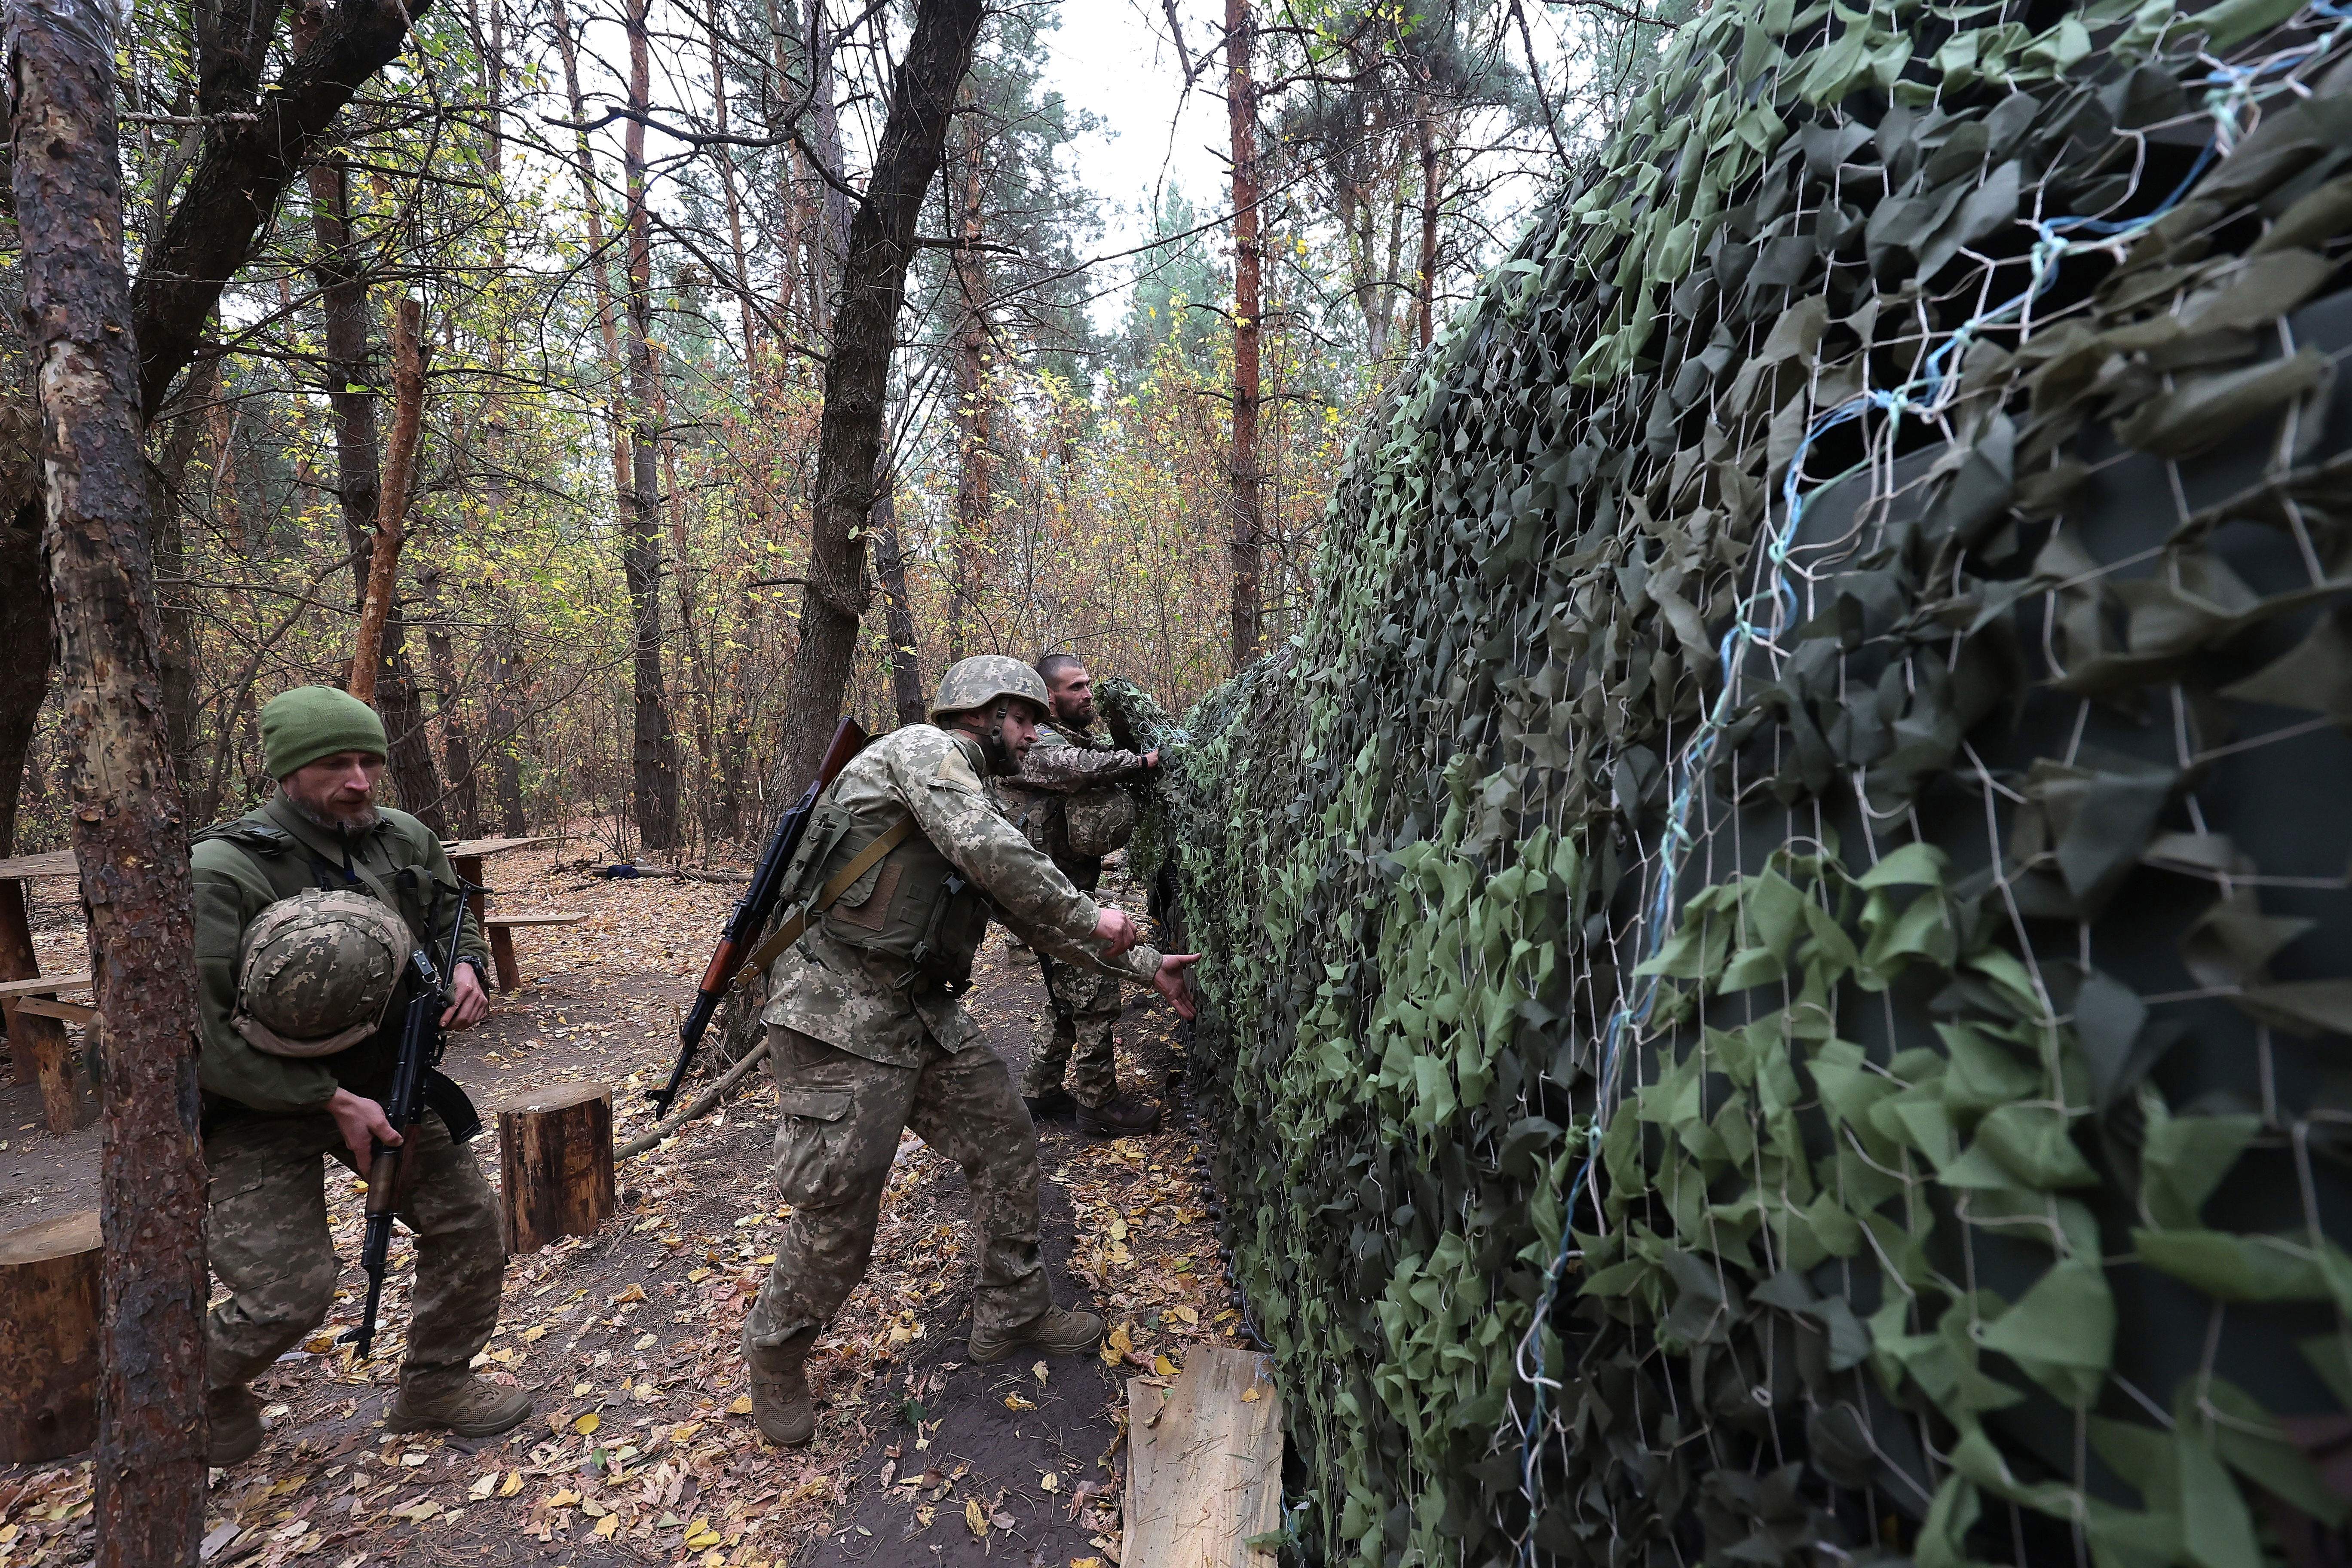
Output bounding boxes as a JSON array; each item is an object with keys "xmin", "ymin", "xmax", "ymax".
[
  {"xmin": 205, "ymin": 1109, "xmax": 505, "ymax": 1396},
  {"xmin": 1017, "ymin": 952, "xmax": 1122, "ymax": 1109},
  {"xmin": 746, "ymin": 1026, "xmax": 1052, "ymax": 1348}
]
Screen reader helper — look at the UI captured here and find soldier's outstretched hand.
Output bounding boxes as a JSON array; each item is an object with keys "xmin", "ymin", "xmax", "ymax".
[{"xmin": 1153, "ymin": 953, "xmax": 1201, "ymax": 1020}]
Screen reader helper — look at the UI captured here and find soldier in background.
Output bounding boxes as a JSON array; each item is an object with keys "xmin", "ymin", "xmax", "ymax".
[
  {"xmin": 741, "ymin": 657, "xmax": 1202, "ymax": 1447},
  {"xmin": 998, "ymin": 652, "xmax": 1163, "ymax": 1135},
  {"xmin": 192, "ymin": 686, "xmax": 530, "ymax": 1465}
]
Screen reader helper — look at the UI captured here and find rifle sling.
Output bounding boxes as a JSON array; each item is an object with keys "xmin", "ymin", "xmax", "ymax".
[{"xmin": 732, "ymin": 814, "xmax": 919, "ymax": 989}]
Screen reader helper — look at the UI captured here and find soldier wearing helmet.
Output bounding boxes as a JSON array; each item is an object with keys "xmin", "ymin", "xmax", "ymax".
[
  {"xmin": 740, "ymin": 655, "xmax": 1203, "ymax": 1448},
  {"xmin": 191, "ymin": 686, "xmax": 529, "ymax": 1467}
]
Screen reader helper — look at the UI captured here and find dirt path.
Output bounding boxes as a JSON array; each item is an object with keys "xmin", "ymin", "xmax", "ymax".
[{"xmin": 0, "ymin": 852, "xmax": 1246, "ymax": 1568}]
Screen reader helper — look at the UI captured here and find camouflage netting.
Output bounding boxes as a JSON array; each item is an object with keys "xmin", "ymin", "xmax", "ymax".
[{"xmin": 1136, "ymin": 2, "xmax": 2352, "ymax": 1563}]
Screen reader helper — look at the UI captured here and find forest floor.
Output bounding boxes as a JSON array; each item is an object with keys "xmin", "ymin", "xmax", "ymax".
[{"xmin": 0, "ymin": 845, "xmax": 1241, "ymax": 1568}]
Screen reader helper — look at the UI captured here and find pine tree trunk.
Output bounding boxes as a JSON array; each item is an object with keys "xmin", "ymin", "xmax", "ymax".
[
  {"xmin": 621, "ymin": 0, "xmax": 680, "ymax": 853},
  {"xmin": 946, "ymin": 91, "xmax": 991, "ymax": 663},
  {"xmin": 418, "ymin": 564, "xmax": 481, "ymax": 837},
  {"xmin": 306, "ymin": 163, "xmax": 447, "ymax": 830},
  {"xmin": 873, "ymin": 480, "xmax": 927, "ymax": 728},
  {"xmin": 1417, "ymin": 99, "xmax": 1440, "ymax": 349},
  {"xmin": 0, "ymin": 498, "xmax": 52, "ymax": 858},
  {"xmin": 1226, "ymin": 0, "xmax": 1264, "ymax": 670},
  {"xmin": 774, "ymin": 0, "xmax": 987, "ymax": 792},
  {"xmin": 9, "ymin": 5, "xmax": 209, "ymax": 1556}
]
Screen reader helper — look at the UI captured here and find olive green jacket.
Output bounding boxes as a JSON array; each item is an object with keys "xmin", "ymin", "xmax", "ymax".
[{"xmin": 191, "ymin": 797, "xmax": 490, "ymax": 1116}]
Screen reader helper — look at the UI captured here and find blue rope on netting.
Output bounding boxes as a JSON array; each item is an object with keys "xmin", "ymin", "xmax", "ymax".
[{"xmin": 1498, "ymin": 16, "xmax": 2352, "ymax": 1551}]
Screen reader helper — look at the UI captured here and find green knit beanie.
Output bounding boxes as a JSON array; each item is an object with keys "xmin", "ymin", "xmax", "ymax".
[{"xmin": 261, "ymin": 686, "xmax": 388, "ymax": 779}]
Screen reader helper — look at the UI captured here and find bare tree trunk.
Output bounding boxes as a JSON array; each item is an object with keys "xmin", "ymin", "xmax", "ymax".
[
  {"xmin": 0, "ymin": 497, "xmax": 49, "ymax": 857},
  {"xmin": 775, "ymin": 0, "xmax": 986, "ymax": 791},
  {"xmin": 9, "ymin": 6, "xmax": 208, "ymax": 1560},
  {"xmin": 349, "ymin": 298, "xmax": 423, "ymax": 706},
  {"xmin": 946, "ymin": 89, "xmax": 990, "ymax": 662},
  {"xmin": 306, "ymin": 158, "xmax": 447, "ymax": 830},
  {"xmin": 472, "ymin": 0, "xmax": 523, "ymax": 839},
  {"xmin": 148, "ymin": 355, "xmax": 217, "ymax": 801},
  {"xmin": 417, "ymin": 564, "xmax": 480, "ymax": 837},
  {"xmin": 621, "ymin": 0, "xmax": 680, "ymax": 853},
  {"xmin": 873, "ymin": 477, "xmax": 926, "ymax": 728},
  {"xmin": 1416, "ymin": 98, "xmax": 1440, "ymax": 349},
  {"xmin": 1226, "ymin": 0, "xmax": 1264, "ymax": 670}
]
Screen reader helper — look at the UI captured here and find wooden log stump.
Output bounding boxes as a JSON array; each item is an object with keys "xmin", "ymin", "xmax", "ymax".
[
  {"xmin": 498, "ymin": 1083, "xmax": 615, "ymax": 1255},
  {"xmin": 0, "ymin": 1210, "xmax": 101, "ymax": 1464}
]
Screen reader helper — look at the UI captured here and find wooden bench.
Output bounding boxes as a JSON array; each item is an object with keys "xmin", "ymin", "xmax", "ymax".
[
  {"xmin": 0, "ymin": 850, "xmax": 94, "ymax": 1138},
  {"xmin": 481, "ymin": 913, "xmax": 584, "ymax": 992}
]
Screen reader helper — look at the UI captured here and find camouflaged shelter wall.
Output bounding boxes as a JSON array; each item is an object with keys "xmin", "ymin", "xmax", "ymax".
[{"xmin": 1136, "ymin": 2, "xmax": 2352, "ymax": 1563}]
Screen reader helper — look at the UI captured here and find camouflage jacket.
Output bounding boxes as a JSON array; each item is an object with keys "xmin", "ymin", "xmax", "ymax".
[
  {"xmin": 762, "ymin": 725, "xmax": 1163, "ymax": 1067},
  {"xmin": 998, "ymin": 719, "xmax": 1151, "ymax": 879},
  {"xmin": 192, "ymin": 797, "xmax": 489, "ymax": 1116}
]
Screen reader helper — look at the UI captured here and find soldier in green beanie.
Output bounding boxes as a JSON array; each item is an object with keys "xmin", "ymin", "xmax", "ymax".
[{"xmin": 191, "ymin": 684, "xmax": 529, "ymax": 1465}]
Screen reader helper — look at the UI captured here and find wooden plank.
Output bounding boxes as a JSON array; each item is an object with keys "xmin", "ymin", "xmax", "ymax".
[
  {"xmin": 484, "ymin": 913, "xmax": 584, "ymax": 928},
  {"xmin": 440, "ymin": 836, "xmax": 550, "ymax": 860},
  {"xmin": 0, "ymin": 850, "xmax": 77, "ymax": 880},
  {"xmin": 1126, "ymin": 1346, "xmax": 1282, "ymax": 1568},
  {"xmin": 16, "ymin": 998, "xmax": 94, "ymax": 1026},
  {"xmin": 0, "ymin": 971, "xmax": 93, "ymax": 1000}
]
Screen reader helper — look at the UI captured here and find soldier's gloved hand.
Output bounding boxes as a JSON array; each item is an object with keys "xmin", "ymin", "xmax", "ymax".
[
  {"xmin": 442, "ymin": 962, "xmax": 490, "ymax": 1029},
  {"xmin": 1093, "ymin": 905, "xmax": 1142, "ymax": 957},
  {"xmin": 1152, "ymin": 954, "xmax": 1201, "ymax": 1020},
  {"xmin": 1143, "ymin": 748, "xmax": 1161, "ymax": 769},
  {"xmin": 328, "ymin": 1087, "xmax": 400, "ymax": 1168}
]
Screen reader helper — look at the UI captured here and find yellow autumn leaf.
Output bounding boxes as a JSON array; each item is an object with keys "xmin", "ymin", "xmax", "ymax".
[
  {"xmin": 1072, "ymin": 1559, "xmax": 1106, "ymax": 1568},
  {"xmin": 594, "ymin": 1513, "xmax": 620, "ymax": 1538},
  {"xmin": 469, "ymin": 1473, "xmax": 498, "ymax": 1500},
  {"xmin": 728, "ymin": 1395, "xmax": 753, "ymax": 1415},
  {"xmin": 613, "ymin": 1283, "xmax": 647, "ymax": 1304},
  {"xmin": 580, "ymin": 1499, "xmax": 609, "ymax": 1519},
  {"xmin": 1152, "ymin": 1354, "xmax": 1176, "ymax": 1376},
  {"xmin": 499, "ymin": 1470, "xmax": 523, "ymax": 1497},
  {"xmin": 687, "ymin": 1268, "xmax": 711, "ymax": 1283},
  {"xmin": 574, "ymin": 1411, "xmax": 600, "ymax": 1436},
  {"xmin": 1041, "ymin": 1472, "xmax": 1061, "ymax": 1493},
  {"xmin": 1173, "ymin": 1305, "xmax": 1199, "ymax": 1326},
  {"xmin": 965, "ymin": 1498, "xmax": 989, "ymax": 1538},
  {"xmin": 1004, "ymin": 1393, "xmax": 1036, "ymax": 1411},
  {"xmin": 546, "ymin": 1489, "xmax": 582, "ymax": 1508},
  {"xmin": 1241, "ymin": 1385, "xmax": 1263, "ymax": 1403},
  {"xmin": 522, "ymin": 1326, "xmax": 546, "ymax": 1342},
  {"xmin": 1033, "ymin": 1360, "xmax": 1049, "ymax": 1385},
  {"xmin": 684, "ymin": 1520, "xmax": 722, "ymax": 1549}
]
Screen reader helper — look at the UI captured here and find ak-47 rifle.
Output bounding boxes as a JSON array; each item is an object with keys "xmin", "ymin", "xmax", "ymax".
[
  {"xmin": 348, "ymin": 874, "xmax": 481, "ymax": 1360},
  {"xmin": 650, "ymin": 717, "xmax": 871, "ymax": 1118}
]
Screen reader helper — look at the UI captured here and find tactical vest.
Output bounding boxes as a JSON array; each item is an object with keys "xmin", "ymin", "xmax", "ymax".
[{"xmin": 787, "ymin": 800, "xmax": 992, "ymax": 992}]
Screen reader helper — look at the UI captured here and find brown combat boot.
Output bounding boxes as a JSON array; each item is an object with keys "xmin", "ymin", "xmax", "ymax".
[
  {"xmin": 385, "ymin": 1375, "xmax": 534, "ymax": 1438},
  {"xmin": 1077, "ymin": 1090, "xmax": 1161, "ymax": 1137},
  {"xmin": 207, "ymin": 1385, "xmax": 264, "ymax": 1467},
  {"xmin": 969, "ymin": 1305, "xmax": 1106, "ymax": 1364},
  {"xmin": 745, "ymin": 1332, "xmax": 818, "ymax": 1447}
]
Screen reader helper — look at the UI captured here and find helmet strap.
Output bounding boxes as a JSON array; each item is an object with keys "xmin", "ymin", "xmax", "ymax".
[{"xmin": 978, "ymin": 701, "xmax": 1018, "ymax": 776}]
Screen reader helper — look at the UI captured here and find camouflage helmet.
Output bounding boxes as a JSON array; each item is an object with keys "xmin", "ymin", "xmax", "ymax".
[
  {"xmin": 234, "ymin": 889, "xmax": 415, "ymax": 1057},
  {"xmin": 928, "ymin": 655, "xmax": 1049, "ymax": 723}
]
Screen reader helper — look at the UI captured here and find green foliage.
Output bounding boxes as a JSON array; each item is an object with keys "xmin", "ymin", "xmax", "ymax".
[{"xmin": 1155, "ymin": 0, "xmax": 2352, "ymax": 1562}]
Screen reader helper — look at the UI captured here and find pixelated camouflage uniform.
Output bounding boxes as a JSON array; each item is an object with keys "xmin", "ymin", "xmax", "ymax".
[
  {"xmin": 998, "ymin": 718, "xmax": 1154, "ymax": 1108},
  {"xmin": 193, "ymin": 796, "xmax": 505, "ymax": 1398},
  {"xmin": 746, "ymin": 724, "xmax": 1164, "ymax": 1349}
]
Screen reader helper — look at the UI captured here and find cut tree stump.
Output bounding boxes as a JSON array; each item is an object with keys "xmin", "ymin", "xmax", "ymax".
[
  {"xmin": 497, "ymin": 1083, "xmax": 615, "ymax": 1255},
  {"xmin": 0, "ymin": 1210, "xmax": 101, "ymax": 1464},
  {"xmin": 1126, "ymin": 1345, "xmax": 1283, "ymax": 1568}
]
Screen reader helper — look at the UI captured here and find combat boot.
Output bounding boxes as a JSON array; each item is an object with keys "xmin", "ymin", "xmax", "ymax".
[
  {"xmin": 1077, "ymin": 1090, "xmax": 1161, "ymax": 1137},
  {"xmin": 385, "ymin": 1375, "xmax": 534, "ymax": 1438},
  {"xmin": 207, "ymin": 1385, "xmax": 264, "ymax": 1467},
  {"xmin": 745, "ymin": 1331, "xmax": 818, "ymax": 1447},
  {"xmin": 1023, "ymin": 1085, "xmax": 1076, "ymax": 1120},
  {"xmin": 970, "ymin": 1305, "xmax": 1106, "ymax": 1364}
]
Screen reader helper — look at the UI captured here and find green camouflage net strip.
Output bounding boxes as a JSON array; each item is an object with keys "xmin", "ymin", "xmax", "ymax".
[{"xmin": 1148, "ymin": 1, "xmax": 2352, "ymax": 1563}]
